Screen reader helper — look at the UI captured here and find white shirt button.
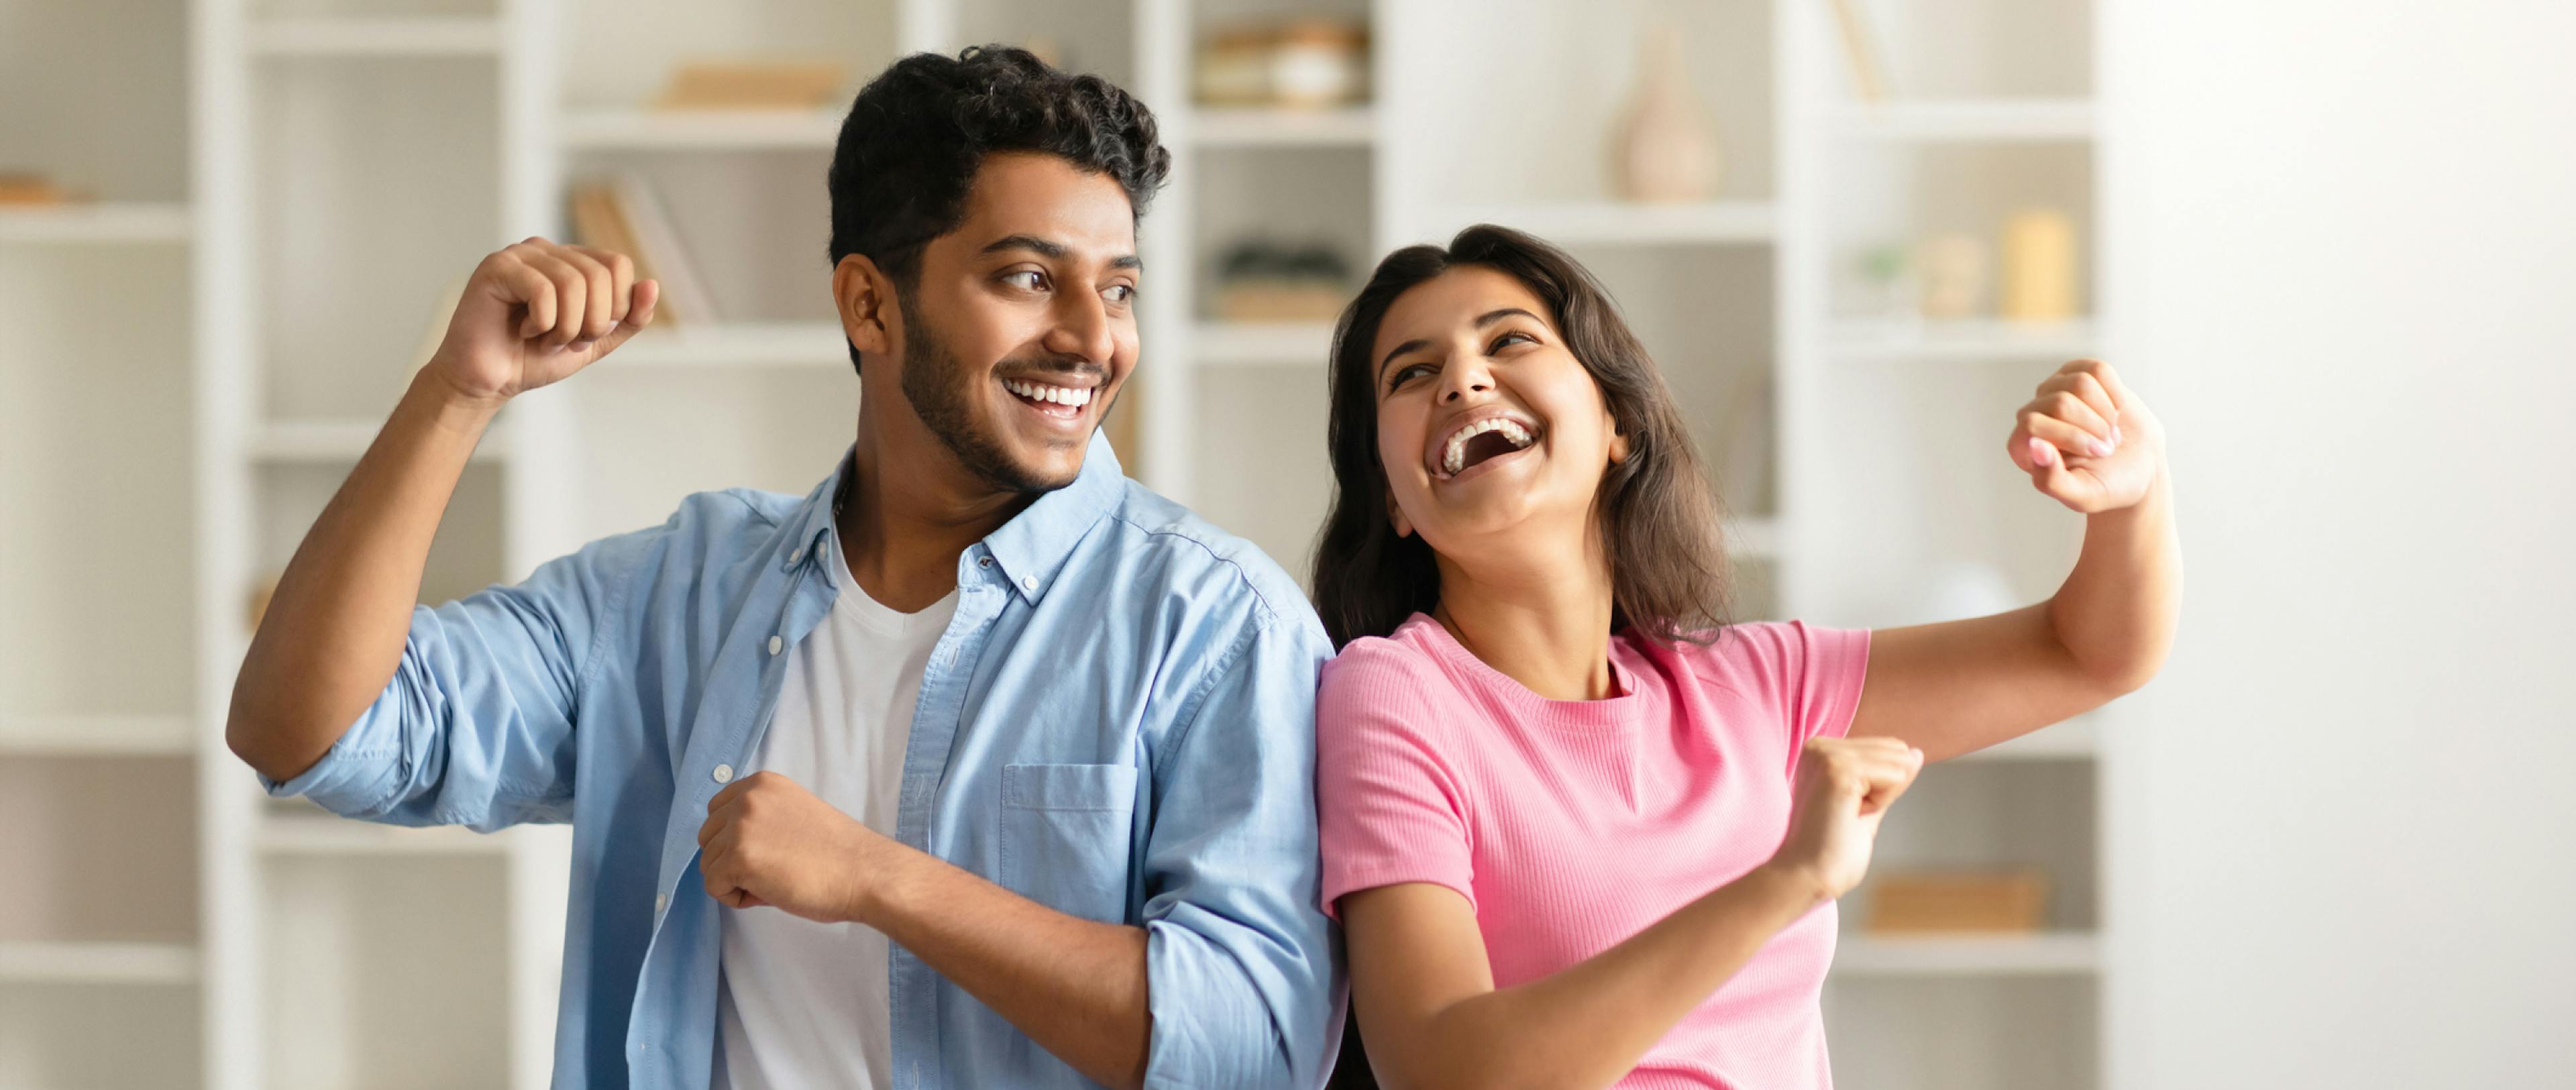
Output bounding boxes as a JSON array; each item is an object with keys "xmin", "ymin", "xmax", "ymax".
[
  {"xmin": 712, "ymin": 763, "xmax": 734, "ymax": 784},
  {"xmin": 788, "ymin": 547, "xmax": 803, "ymax": 563},
  {"xmin": 653, "ymin": 893, "xmax": 667, "ymax": 914},
  {"xmin": 767, "ymin": 635, "xmax": 782, "ymax": 655},
  {"xmin": 977, "ymin": 555, "xmax": 992, "ymax": 568},
  {"xmin": 1022, "ymin": 575, "xmax": 1038, "ymax": 591}
]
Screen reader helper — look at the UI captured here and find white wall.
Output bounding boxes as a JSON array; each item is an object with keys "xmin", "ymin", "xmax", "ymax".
[{"xmin": 2104, "ymin": 1, "xmax": 2576, "ymax": 1085}]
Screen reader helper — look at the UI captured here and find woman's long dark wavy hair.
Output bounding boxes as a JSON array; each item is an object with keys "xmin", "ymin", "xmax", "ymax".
[{"xmin": 1308, "ymin": 224, "xmax": 1733, "ymax": 651}]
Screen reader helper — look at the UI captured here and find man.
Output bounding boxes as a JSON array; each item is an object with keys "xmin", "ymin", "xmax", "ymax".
[{"xmin": 228, "ymin": 47, "xmax": 1340, "ymax": 1090}]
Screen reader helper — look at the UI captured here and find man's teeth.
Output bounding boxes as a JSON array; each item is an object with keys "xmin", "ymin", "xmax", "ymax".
[
  {"xmin": 1002, "ymin": 378, "xmax": 1093, "ymax": 408},
  {"xmin": 1442, "ymin": 418, "xmax": 1535, "ymax": 475}
]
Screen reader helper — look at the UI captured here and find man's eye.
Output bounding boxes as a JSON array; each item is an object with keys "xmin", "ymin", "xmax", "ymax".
[
  {"xmin": 1002, "ymin": 270, "xmax": 1044, "ymax": 290},
  {"xmin": 1104, "ymin": 284, "xmax": 1134, "ymax": 303}
]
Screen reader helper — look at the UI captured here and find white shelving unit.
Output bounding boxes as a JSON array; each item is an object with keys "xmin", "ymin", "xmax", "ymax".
[
  {"xmin": 2, "ymin": 1, "xmax": 205, "ymax": 1087},
  {"xmin": 1, "ymin": 0, "xmax": 2120, "ymax": 1086}
]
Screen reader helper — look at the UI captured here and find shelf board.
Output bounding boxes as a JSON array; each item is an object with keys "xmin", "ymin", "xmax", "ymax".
[
  {"xmin": 611, "ymin": 321, "xmax": 851, "ymax": 369},
  {"xmin": 1189, "ymin": 107, "xmax": 1377, "ymax": 148},
  {"xmin": 258, "ymin": 816, "xmax": 511, "ymax": 857},
  {"xmin": 1827, "ymin": 318, "xmax": 2098, "ymax": 363},
  {"xmin": 1824, "ymin": 99, "xmax": 2097, "ymax": 142},
  {"xmin": 1835, "ymin": 932, "xmax": 2101, "ymax": 977},
  {"xmin": 1430, "ymin": 201, "xmax": 1778, "ymax": 247},
  {"xmin": 1955, "ymin": 715, "xmax": 2102, "ymax": 761},
  {"xmin": 1192, "ymin": 321, "xmax": 1337, "ymax": 369},
  {"xmin": 0, "ymin": 940, "xmax": 199, "ymax": 985},
  {"xmin": 249, "ymin": 16, "xmax": 504, "ymax": 58},
  {"xmin": 251, "ymin": 419, "xmax": 511, "ymax": 464},
  {"xmin": 0, "ymin": 203, "xmax": 192, "ymax": 245},
  {"xmin": 561, "ymin": 108, "xmax": 841, "ymax": 151},
  {"xmin": 0, "ymin": 714, "xmax": 195, "ymax": 757}
]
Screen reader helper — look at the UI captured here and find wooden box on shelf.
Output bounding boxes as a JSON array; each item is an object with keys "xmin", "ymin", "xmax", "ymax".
[{"xmin": 1866, "ymin": 869, "xmax": 2051, "ymax": 933}]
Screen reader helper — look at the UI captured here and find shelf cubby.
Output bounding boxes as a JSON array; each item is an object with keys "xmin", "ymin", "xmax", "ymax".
[
  {"xmin": 0, "ymin": 756, "xmax": 201, "ymax": 946},
  {"xmin": 260, "ymin": 853, "xmax": 512, "ymax": 1090},
  {"xmin": 253, "ymin": 56, "xmax": 500, "ymax": 422},
  {"xmin": 0, "ymin": 246, "xmax": 198, "ymax": 718}
]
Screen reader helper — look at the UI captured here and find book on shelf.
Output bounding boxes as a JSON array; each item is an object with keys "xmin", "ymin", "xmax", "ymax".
[
  {"xmin": 568, "ymin": 174, "xmax": 719, "ymax": 328},
  {"xmin": 653, "ymin": 60, "xmax": 849, "ymax": 111}
]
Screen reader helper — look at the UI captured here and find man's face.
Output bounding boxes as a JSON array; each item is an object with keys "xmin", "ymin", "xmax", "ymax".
[{"xmin": 880, "ymin": 152, "xmax": 1142, "ymax": 494}]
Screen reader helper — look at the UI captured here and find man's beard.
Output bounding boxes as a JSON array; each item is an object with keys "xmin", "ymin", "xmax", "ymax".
[{"xmin": 897, "ymin": 294, "xmax": 1095, "ymax": 495}]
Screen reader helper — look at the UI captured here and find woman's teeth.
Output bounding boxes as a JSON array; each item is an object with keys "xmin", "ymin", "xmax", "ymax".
[
  {"xmin": 1442, "ymin": 418, "xmax": 1536, "ymax": 475},
  {"xmin": 1003, "ymin": 378, "xmax": 1093, "ymax": 408}
]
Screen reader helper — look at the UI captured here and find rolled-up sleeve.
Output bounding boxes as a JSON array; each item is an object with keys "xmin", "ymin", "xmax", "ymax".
[
  {"xmin": 260, "ymin": 525, "xmax": 651, "ymax": 832},
  {"xmin": 1139, "ymin": 612, "xmax": 1343, "ymax": 1090}
]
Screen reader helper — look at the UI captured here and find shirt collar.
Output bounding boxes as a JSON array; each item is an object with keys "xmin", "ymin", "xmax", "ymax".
[{"xmin": 783, "ymin": 431, "xmax": 1127, "ymax": 606}]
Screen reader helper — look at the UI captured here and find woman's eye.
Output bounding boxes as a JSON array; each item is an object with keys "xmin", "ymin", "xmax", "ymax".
[
  {"xmin": 1489, "ymin": 331, "xmax": 1535, "ymax": 353},
  {"xmin": 1387, "ymin": 364, "xmax": 1431, "ymax": 390}
]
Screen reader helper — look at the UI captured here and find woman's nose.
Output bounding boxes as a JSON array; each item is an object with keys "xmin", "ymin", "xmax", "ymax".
[{"xmin": 1439, "ymin": 360, "xmax": 1492, "ymax": 402}]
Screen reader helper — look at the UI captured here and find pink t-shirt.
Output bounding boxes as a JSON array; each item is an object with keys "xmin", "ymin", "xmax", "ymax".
[{"xmin": 1317, "ymin": 614, "xmax": 1872, "ymax": 1090}]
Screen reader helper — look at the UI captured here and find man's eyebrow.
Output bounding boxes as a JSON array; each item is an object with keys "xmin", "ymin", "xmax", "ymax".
[
  {"xmin": 978, "ymin": 233, "xmax": 1067, "ymax": 259},
  {"xmin": 979, "ymin": 234, "xmax": 1142, "ymax": 272},
  {"xmin": 1379, "ymin": 309, "xmax": 1544, "ymax": 376}
]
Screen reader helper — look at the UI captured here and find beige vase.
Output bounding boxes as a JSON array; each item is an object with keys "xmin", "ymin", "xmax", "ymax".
[{"xmin": 1613, "ymin": 30, "xmax": 1721, "ymax": 203}]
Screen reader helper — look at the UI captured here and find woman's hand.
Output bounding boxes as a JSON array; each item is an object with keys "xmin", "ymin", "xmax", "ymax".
[
  {"xmin": 1762, "ymin": 736, "xmax": 1925, "ymax": 903},
  {"xmin": 2008, "ymin": 359, "xmax": 2167, "ymax": 513}
]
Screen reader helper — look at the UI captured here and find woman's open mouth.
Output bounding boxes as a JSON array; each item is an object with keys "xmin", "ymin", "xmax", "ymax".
[{"xmin": 1432, "ymin": 414, "xmax": 1540, "ymax": 482}]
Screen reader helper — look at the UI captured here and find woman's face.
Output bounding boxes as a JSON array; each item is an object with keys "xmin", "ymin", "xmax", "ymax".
[{"xmin": 1370, "ymin": 266, "xmax": 1628, "ymax": 560}]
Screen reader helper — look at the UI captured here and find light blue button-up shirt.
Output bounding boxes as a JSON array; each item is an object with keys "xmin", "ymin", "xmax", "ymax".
[{"xmin": 265, "ymin": 433, "xmax": 1342, "ymax": 1089}]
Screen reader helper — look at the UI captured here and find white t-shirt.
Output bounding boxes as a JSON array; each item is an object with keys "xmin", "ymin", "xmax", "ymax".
[{"xmin": 715, "ymin": 528, "xmax": 957, "ymax": 1090}]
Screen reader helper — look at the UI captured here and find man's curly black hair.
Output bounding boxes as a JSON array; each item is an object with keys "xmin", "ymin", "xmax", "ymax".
[{"xmin": 826, "ymin": 45, "xmax": 1172, "ymax": 374}]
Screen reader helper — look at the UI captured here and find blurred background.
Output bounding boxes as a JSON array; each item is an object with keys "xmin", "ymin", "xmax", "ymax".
[{"xmin": 1, "ymin": 0, "xmax": 2568, "ymax": 1087}]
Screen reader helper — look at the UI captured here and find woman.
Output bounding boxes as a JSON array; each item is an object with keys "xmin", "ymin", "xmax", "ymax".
[{"xmin": 1312, "ymin": 226, "xmax": 2178, "ymax": 1089}]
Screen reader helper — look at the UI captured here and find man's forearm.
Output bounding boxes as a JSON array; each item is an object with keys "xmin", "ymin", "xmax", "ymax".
[
  {"xmin": 226, "ymin": 369, "xmax": 503, "ymax": 782},
  {"xmin": 850, "ymin": 841, "xmax": 1152, "ymax": 1090}
]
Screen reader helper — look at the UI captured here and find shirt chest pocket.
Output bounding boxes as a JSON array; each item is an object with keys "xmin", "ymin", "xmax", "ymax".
[{"xmin": 1000, "ymin": 763, "xmax": 1140, "ymax": 925}]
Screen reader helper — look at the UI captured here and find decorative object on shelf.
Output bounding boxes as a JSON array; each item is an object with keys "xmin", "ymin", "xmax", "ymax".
[
  {"xmin": 1856, "ymin": 241, "xmax": 1913, "ymax": 320},
  {"xmin": 0, "ymin": 172, "xmax": 80, "ymax": 205},
  {"xmin": 1823, "ymin": 0, "xmax": 1891, "ymax": 102},
  {"xmin": 568, "ymin": 175, "xmax": 718, "ymax": 327},
  {"xmin": 1611, "ymin": 27, "xmax": 1722, "ymax": 203},
  {"xmin": 2000, "ymin": 207, "xmax": 2080, "ymax": 323},
  {"xmin": 652, "ymin": 60, "xmax": 849, "ymax": 111},
  {"xmin": 1212, "ymin": 239, "xmax": 1352, "ymax": 322},
  {"xmin": 1194, "ymin": 19, "xmax": 1370, "ymax": 109},
  {"xmin": 1917, "ymin": 231, "xmax": 1990, "ymax": 319},
  {"xmin": 1867, "ymin": 869, "xmax": 2052, "ymax": 933}
]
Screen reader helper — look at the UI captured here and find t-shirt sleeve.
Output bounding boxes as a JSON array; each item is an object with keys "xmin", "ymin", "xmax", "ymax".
[
  {"xmin": 1713, "ymin": 620, "xmax": 1873, "ymax": 749},
  {"xmin": 1314, "ymin": 640, "xmax": 1477, "ymax": 920}
]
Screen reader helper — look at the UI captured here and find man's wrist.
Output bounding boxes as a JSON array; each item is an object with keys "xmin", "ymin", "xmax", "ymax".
[
  {"xmin": 838, "ymin": 828, "xmax": 908, "ymax": 927},
  {"xmin": 407, "ymin": 358, "xmax": 510, "ymax": 428}
]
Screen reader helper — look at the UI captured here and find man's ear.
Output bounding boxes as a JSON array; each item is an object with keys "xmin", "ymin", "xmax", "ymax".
[
  {"xmin": 835, "ymin": 254, "xmax": 898, "ymax": 360},
  {"xmin": 1386, "ymin": 490, "xmax": 1415, "ymax": 539}
]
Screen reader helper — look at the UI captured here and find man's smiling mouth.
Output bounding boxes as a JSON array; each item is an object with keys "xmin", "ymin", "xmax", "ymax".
[{"xmin": 1002, "ymin": 376, "xmax": 1094, "ymax": 418}]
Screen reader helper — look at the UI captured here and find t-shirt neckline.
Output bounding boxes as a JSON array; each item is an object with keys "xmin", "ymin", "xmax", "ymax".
[{"xmin": 1400, "ymin": 612, "xmax": 1652, "ymax": 732}]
